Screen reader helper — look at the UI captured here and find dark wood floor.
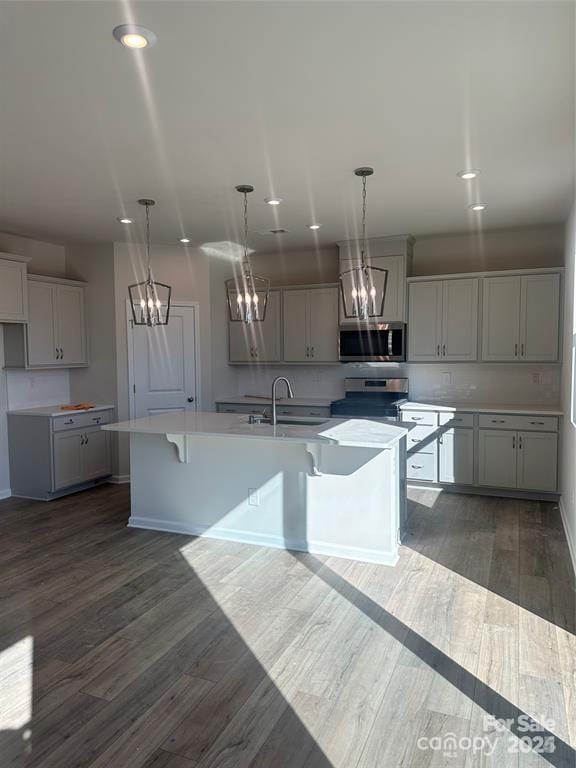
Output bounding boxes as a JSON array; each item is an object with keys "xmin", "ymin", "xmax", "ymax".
[{"xmin": 0, "ymin": 484, "xmax": 574, "ymax": 768}]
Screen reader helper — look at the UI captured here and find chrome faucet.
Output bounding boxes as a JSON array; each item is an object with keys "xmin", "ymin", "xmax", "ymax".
[{"xmin": 271, "ymin": 376, "xmax": 294, "ymax": 425}]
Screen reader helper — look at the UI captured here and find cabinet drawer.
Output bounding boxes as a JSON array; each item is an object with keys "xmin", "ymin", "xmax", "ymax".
[
  {"xmin": 478, "ymin": 414, "xmax": 558, "ymax": 432},
  {"xmin": 217, "ymin": 403, "xmax": 266, "ymax": 415},
  {"xmin": 438, "ymin": 412, "xmax": 474, "ymax": 428},
  {"xmin": 52, "ymin": 410, "xmax": 113, "ymax": 431},
  {"xmin": 406, "ymin": 452, "xmax": 436, "ymax": 482},
  {"xmin": 401, "ymin": 410, "xmax": 437, "ymax": 427},
  {"xmin": 406, "ymin": 425, "xmax": 438, "ymax": 451}
]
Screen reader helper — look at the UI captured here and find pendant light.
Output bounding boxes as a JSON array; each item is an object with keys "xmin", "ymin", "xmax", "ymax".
[
  {"xmin": 226, "ymin": 185, "xmax": 270, "ymax": 323},
  {"xmin": 339, "ymin": 167, "xmax": 388, "ymax": 320},
  {"xmin": 128, "ymin": 199, "xmax": 172, "ymax": 326}
]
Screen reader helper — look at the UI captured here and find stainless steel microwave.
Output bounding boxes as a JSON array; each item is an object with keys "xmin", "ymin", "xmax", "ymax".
[{"xmin": 338, "ymin": 322, "xmax": 406, "ymax": 362}]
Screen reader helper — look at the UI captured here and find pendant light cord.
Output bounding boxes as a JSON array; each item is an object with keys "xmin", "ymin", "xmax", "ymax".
[
  {"xmin": 243, "ymin": 191, "xmax": 249, "ymax": 267},
  {"xmin": 361, "ymin": 173, "xmax": 367, "ymax": 267},
  {"xmin": 145, "ymin": 201, "xmax": 152, "ymax": 278}
]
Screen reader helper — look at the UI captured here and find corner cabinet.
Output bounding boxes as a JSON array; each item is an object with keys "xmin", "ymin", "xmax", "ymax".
[
  {"xmin": 337, "ymin": 235, "xmax": 414, "ymax": 324},
  {"xmin": 481, "ymin": 273, "xmax": 560, "ymax": 362},
  {"xmin": 407, "ymin": 278, "xmax": 479, "ymax": 362},
  {"xmin": 0, "ymin": 253, "xmax": 30, "ymax": 323},
  {"xmin": 3, "ymin": 276, "xmax": 88, "ymax": 369}
]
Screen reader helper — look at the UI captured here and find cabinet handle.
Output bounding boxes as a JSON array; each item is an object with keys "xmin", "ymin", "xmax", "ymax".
[
  {"xmin": 512, "ymin": 435, "xmax": 516, "ymax": 449},
  {"xmin": 529, "ymin": 421, "xmax": 545, "ymax": 425},
  {"xmin": 519, "ymin": 436, "xmax": 522, "ymax": 449},
  {"xmin": 311, "ymin": 346, "xmax": 315, "ymax": 357},
  {"xmin": 411, "ymin": 464, "xmax": 423, "ymax": 469},
  {"xmin": 410, "ymin": 438, "xmax": 420, "ymax": 443},
  {"xmin": 411, "ymin": 416, "xmax": 424, "ymax": 421},
  {"xmin": 253, "ymin": 347, "xmax": 258, "ymax": 358},
  {"xmin": 80, "ymin": 434, "xmax": 85, "ymax": 445},
  {"xmin": 442, "ymin": 344, "xmax": 446, "ymax": 357},
  {"xmin": 437, "ymin": 344, "xmax": 440, "ymax": 356},
  {"xmin": 65, "ymin": 419, "xmax": 74, "ymax": 425},
  {"xmin": 306, "ymin": 347, "xmax": 310, "ymax": 358},
  {"xmin": 521, "ymin": 343, "xmax": 524, "ymax": 357},
  {"xmin": 514, "ymin": 343, "xmax": 518, "ymax": 357},
  {"xmin": 491, "ymin": 419, "xmax": 506, "ymax": 424}
]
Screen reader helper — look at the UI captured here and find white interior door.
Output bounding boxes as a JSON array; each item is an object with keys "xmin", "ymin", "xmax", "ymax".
[{"xmin": 131, "ymin": 304, "xmax": 198, "ymax": 418}]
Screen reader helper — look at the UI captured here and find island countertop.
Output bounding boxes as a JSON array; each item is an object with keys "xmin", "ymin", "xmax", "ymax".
[{"xmin": 104, "ymin": 411, "xmax": 408, "ymax": 449}]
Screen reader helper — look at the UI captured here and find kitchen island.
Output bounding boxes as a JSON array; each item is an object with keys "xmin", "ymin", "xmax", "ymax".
[{"xmin": 104, "ymin": 412, "xmax": 408, "ymax": 565}]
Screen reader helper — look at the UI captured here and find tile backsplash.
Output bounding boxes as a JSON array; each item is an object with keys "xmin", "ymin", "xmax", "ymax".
[{"xmin": 235, "ymin": 363, "xmax": 561, "ymax": 405}]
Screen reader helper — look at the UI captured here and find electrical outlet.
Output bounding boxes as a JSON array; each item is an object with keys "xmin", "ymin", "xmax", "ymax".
[
  {"xmin": 248, "ymin": 488, "xmax": 260, "ymax": 506},
  {"xmin": 532, "ymin": 372, "xmax": 541, "ymax": 385},
  {"xmin": 441, "ymin": 372, "xmax": 452, "ymax": 387}
]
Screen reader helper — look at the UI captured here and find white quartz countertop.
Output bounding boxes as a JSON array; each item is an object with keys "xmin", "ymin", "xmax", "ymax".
[
  {"xmin": 9, "ymin": 404, "xmax": 115, "ymax": 417},
  {"xmin": 104, "ymin": 412, "xmax": 408, "ymax": 449},
  {"xmin": 215, "ymin": 395, "xmax": 334, "ymax": 407},
  {"xmin": 400, "ymin": 401, "xmax": 563, "ymax": 416}
]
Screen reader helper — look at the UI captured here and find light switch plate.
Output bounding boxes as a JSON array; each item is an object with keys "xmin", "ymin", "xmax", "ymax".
[{"xmin": 248, "ymin": 488, "xmax": 260, "ymax": 506}]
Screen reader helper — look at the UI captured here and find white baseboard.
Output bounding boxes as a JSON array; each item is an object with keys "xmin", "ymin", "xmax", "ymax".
[
  {"xmin": 109, "ymin": 474, "xmax": 130, "ymax": 485},
  {"xmin": 128, "ymin": 516, "xmax": 399, "ymax": 566},
  {"xmin": 0, "ymin": 488, "xmax": 11, "ymax": 501},
  {"xmin": 559, "ymin": 498, "xmax": 576, "ymax": 579}
]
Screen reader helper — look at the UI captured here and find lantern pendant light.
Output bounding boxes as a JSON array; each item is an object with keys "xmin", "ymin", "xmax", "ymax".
[
  {"xmin": 226, "ymin": 185, "xmax": 270, "ymax": 323},
  {"xmin": 128, "ymin": 199, "xmax": 172, "ymax": 327},
  {"xmin": 339, "ymin": 167, "xmax": 388, "ymax": 320}
]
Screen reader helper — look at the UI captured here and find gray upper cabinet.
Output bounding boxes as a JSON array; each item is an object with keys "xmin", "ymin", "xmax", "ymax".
[
  {"xmin": 408, "ymin": 278, "xmax": 479, "ymax": 362},
  {"xmin": 283, "ymin": 287, "xmax": 338, "ymax": 362},
  {"xmin": 4, "ymin": 276, "xmax": 88, "ymax": 369},
  {"xmin": 229, "ymin": 290, "xmax": 281, "ymax": 362},
  {"xmin": 0, "ymin": 254, "xmax": 29, "ymax": 323},
  {"xmin": 482, "ymin": 273, "xmax": 560, "ymax": 362}
]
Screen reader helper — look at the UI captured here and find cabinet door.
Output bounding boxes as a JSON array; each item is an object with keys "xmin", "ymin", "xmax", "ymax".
[
  {"xmin": 228, "ymin": 323, "xmax": 255, "ymax": 362},
  {"xmin": 255, "ymin": 290, "xmax": 281, "ymax": 362},
  {"xmin": 517, "ymin": 432, "xmax": 558, "ymax": 492},
  {"xmin": 82, "ymin": 429, "xmax": 112, "ymax": 481},
  {"xmin": 442, "ymin": 279, "xmax": 479, "ymax": 361},
  {"xmin": 439, "ymin": 428, "xmax": 474, "ymax": 485},
  {"xmin": 308, "ymin": 287, "xmax": 338, "ymax": 362},
  {"xmin": 520, "ymin": 274, "xmax": 560, "ymax": 362},
  {"xmin": 478, "ymin": 429, "xmax": 517, "ymax": 488},
  {"xmin": 283, "ymin": 290, "xmax": 310, "ymax": 361},
  {"xmin": 481, "ymin": 277, "xmax": 521, "ymax": 361},
  {"xmin": 56, "ymin": 286, "xmax": 86, "ymax": 365},
  {"xmin": 53, "ymin": 431, "xmax": 84, "ymax": 490},
  {"xmin": 407, "ymin": 281, "xmax": 443, "ymax": 361},
  {"xmin": 0, "ymin": 259, "xmax": 28, "ymax": 323},
  {"xmin": 27, "ymin": 282, "xmax": 58, "ymax": 366}
]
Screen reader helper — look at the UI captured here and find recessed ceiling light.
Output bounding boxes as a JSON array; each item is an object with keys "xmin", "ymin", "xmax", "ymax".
[
  {"xmin": 307, "ymin": 224, "xmax": 321, "ymax": 230},
  {"xmin": 117, "ymin": 217, "xmax": 133, "ymax": 224},
  {"xmin": 457, "ymin": 169, "xmax": 480, "ymax": 180},
  {"xmin": 264, "ymin": 197, "xmax": 283, "ymax": 206},
  {"xmin": 469, "ymin": 203, "xmax": 487, "ymax": 212},
  {"xmin": 113, "ymin": 24, "xmax": 157, "ymax": 49},
  {"xmin": 179, "ymin": 237, "xmax": 190, "ymax": 244}
]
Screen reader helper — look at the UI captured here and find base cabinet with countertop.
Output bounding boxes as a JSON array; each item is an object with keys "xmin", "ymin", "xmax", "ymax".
[
  {"xmin": 8, "ymin": 406, "xmax": 114, "ymax": 500},
  {"xmin": 401, "ymin": 403, "xmax": 560, "ymax": 499}
]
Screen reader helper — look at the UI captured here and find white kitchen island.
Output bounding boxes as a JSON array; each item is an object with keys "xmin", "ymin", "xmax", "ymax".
[{"xmin": 104, "ymin": 413, "xmax": 408, "ymax": 565}]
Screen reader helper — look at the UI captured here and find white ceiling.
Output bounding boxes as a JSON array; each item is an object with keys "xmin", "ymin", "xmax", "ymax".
[{"xmin": 0, "ymin": 1, "xmax": 573, "ymax": 250}]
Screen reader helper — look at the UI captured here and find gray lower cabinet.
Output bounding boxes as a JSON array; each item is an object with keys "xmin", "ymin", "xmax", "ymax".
[
  {"xmin": 216, "ymin": 402, "xmax": 331, "ymax": 419},
  {"xmin": 438, "ymin": 428, "xmax": 474, "ymax": 485},
  {"xmin": 8, "ymin": 409, "xmax": 113, "ymax": 500}
]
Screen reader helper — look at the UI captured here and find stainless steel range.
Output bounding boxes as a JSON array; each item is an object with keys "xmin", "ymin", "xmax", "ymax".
[{"xmin": 330, "ymin": 378, "xmax": 409, "ymax": 420}]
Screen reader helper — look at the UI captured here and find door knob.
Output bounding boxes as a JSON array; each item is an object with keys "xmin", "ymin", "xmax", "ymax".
[{"xmin": 187, "ymin": 397, "xmax": 195, "ymax": 403}]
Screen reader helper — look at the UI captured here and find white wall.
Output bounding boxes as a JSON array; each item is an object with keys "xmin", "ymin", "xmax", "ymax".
[
  {"xmin": 560, "ymin": 203, "xmax": 576, "ymax": 572},
  {"xmin": 0, "ymin": 231, "xmax": 70, "ymax": 496},
  {"xmin": 235, "ymin": 363, "xmax": 561, "ymax": 405}
]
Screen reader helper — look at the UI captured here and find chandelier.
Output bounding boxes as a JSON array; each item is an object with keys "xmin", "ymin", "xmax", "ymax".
[
  {"xmin": 339, "ymin": 167, "xmax": 388, "ymax": 320},
  {"xmin": 226, "ymin": 185, "xmax": 270, "ymax": 323},
  {"xmin": 128, "ymin": 199, "xmax": 172, "ymax": 326}
]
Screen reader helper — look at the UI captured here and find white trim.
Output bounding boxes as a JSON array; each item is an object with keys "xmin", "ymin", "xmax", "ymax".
[
  {"xmin": 559, "ymin": 498, "xmax": 576, "ymax": 578},
  {"xmin": 126, "ymin": 300, "xmax": 202, "ymax": 419},
  {"xmin": 109, "ymin": 474, "xmax": 130, "ymax": 485},
  {"xmin": 0, "ymin": 488, "xmax": 12, "ymax": 500},
  {"xmin": 28, "ymin": 273, "xmax": 87, "ymax": 286},
  {"xmin": 127, "ymin": 516, "xmax": 399, "ymax": 566},
  {"xmin": 407, "ymin": 267, "xmax": 563, "ymax": 283}
]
